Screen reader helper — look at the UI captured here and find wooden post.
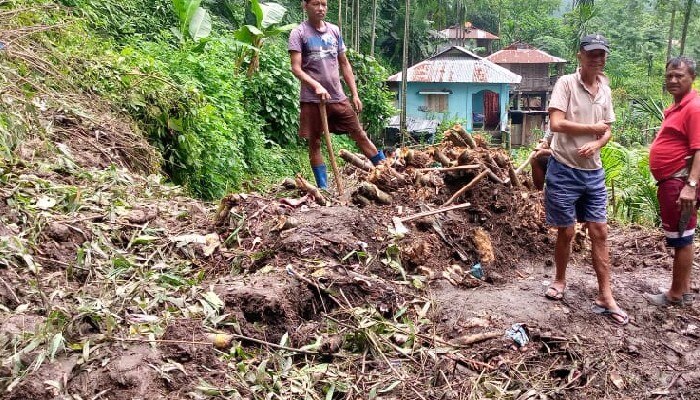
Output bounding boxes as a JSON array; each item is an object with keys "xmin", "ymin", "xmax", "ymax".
[{"xmin": 319, "ymin": 101, "xmax": 344, "ymax": 196}]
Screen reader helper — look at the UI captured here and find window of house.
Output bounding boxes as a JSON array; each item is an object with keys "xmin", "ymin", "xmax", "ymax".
[{"xmin": 423, "ymin": 93, "xmax": 449, "ymax": 113}]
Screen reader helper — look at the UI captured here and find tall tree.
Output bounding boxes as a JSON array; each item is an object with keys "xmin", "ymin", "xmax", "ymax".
[
  {"xmin": 679, "ymin": 0, "xmax": 695, "ymax": 55},
  {"xmin": 338, "ymin": 0, "xmax": 343, "ymax": 37},
  {"xmin": 400, "ymin": 0, "xmax": 410, "ymax": 139},
  {"xmin": 370, "ymin": 0, "xmax": 377, "ymax": 56},
  {"xmin": 666, "ymin": 0, "xmax": 677, "ymax": 60}
]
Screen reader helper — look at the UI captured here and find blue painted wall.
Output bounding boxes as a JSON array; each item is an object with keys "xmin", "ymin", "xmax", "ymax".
[{"xmin": 399, "ymin": 82, "xmax": 511, "ymax": 131}]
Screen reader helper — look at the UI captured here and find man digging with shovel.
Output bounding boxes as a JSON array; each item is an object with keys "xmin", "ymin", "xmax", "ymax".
[{"xmin": 289, "ymin": 0, "xmax": 385, "ymax": 191}]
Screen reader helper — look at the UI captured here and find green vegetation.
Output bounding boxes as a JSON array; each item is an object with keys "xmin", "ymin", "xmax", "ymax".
[
  {"xmin": 2, "ymin": 0, "xmax": 395, "ymax": 200},
  {"xmin": 4, "ymin": 0, "xmax": 700, "ymax": 222}
]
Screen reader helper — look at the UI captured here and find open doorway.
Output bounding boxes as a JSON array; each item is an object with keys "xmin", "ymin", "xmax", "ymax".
[{"xmin": 472, "ymin": 90, "xmax": 500, "ymax": 130}]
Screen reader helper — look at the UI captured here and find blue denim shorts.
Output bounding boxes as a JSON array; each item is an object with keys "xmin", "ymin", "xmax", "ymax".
[{"xmin": 545, "ymin": 157, "xmax": 607, "ymax": 227}]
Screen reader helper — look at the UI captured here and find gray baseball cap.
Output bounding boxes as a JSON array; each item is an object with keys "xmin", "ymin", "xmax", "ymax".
[{"xmin": 580, "ymin": 34, "xmax": 610, "ymax": 53}]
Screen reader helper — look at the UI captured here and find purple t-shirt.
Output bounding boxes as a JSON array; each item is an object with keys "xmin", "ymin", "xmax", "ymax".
[{"xmin": 288, "ymin": 21, "xmax": 347, "ymax": 103}]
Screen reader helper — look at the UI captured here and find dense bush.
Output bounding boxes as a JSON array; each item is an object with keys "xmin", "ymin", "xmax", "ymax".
[
  {"xmin": 345, "ymin": 50, "xmax": 396, "ymax": 142},
  {"xmin": 0, "ymin": 1, "xmax": 304, "ymax": 199},
  {"xmin": 243, "ymin": 40, "xmax": 300, "ymax": 146},
  {"xmin": 58, "ymin": 0, "xmax": 176, "ymax": 40}
]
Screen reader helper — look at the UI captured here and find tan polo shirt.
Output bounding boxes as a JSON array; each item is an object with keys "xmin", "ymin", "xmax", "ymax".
[{"xmin": 548, "ymin": 71, "xmax": 615, "ymax": 170}]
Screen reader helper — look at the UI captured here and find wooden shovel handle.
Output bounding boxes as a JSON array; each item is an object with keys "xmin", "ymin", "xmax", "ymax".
[{"xmin": 319, "ymin": 101, "xmax": 344, "ymax": 196}]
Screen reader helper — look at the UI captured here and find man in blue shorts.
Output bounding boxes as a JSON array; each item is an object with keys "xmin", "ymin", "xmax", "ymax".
[
  {"xmin": 543, "ymin": 34, "xmax": 627, "ymax": 325},
  {"xmin": 288, "ymin": 0, "xmax": 385, "ymax": 190}
]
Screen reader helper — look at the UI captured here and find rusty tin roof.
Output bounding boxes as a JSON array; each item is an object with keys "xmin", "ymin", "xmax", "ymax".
[
  {"xmin": 387, "ymin": 47, "xmax": 521, "ymax": 84},
  {"xmin": 438, "ymin": 26, "xmax": 499, "ymax": 40},
  {"xmin": 487, "ymin": 43, "xmax": 567, "ymax": 64}
]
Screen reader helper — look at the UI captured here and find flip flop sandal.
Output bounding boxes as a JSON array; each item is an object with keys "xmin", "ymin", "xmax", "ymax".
[
  {"xmin": 591, "ymin": 304, "xmax": 629, "ymax": 325},
  {"xmin": 644, "ymin": 292, "xmax": 692, "ymax": 307},
  {"xmin": 544, "ymin": 285, "xmax": 565, "ymax": 300}
]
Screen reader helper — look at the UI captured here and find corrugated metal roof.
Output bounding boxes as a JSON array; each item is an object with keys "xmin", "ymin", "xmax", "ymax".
[
  {"xmin": 438, "ymin": 26, "xmax": 499, "ymax": 40},
  {"xmin": 488, "ymin": 42, "xmax": 566, "ymax": 64},
  {"xmin": 387, "ymin": 47, "xmax": 521, "ymax": 84}
]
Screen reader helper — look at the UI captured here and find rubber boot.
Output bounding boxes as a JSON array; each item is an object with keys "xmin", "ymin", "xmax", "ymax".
[
  {"xmin": 369, "ymin": 150, "xmax": 386, "ymax": 166},
  {"xmin": 311, "ymin": 164, "xmax": 328, "ymax": 189}
]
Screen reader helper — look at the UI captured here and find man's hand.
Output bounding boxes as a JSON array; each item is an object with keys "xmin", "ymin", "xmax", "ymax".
[
  {"xmin": 592, "ymin": 120, "xmax": 609, "ymax": 138},
  {"xmin": 678, "ymin": 185, "xmax": 697, "ymax": 213},
  {"xmin": 315, "ymin": 85, "xmax": 330, "ymax": 101},
  {"xmin": 577, "ymin": 141, "xmax": 602, "ymax": 158},
  {"xmin": 352, "ymin": 96, "xmax": 363, "ymax": 113}
]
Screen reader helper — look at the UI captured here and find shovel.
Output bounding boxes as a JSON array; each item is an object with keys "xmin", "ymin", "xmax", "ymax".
[{"xmin": 319, "ymin": 100, "xmax": 344, "ymax": 196}]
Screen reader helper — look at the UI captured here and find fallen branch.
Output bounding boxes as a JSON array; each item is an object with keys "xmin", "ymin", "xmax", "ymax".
[
  {"xmin": 452, "ymin": 124, "xmax": 476, "ymax": 149},
  {"xmin": 295, "ymin": 174, "xmax": 327, "ymax": 206},
  {"xmin": 113, "ymin": 334, "xmax": 322, "ymax": 355},
  {"xmin": 339, "ymin": 149, "xmax": 372, "ymax": 171},
  {"xmin": 415, "ymin": 165, "xmax": 481, "ymax": 172},
  {"xmin": 449, "ymin": 354, "xmax": 496, "ymax": 370},
  {"xmin": 443, "ymin": 169, "xmax": 489, "ymax": 206},
  {"xmin": 358, "ymin": 182, "xmax": 392, "ymax": 204},
  {"xmin": 286, "ymin": 265, "xmax": 344, "ymax": 307},
  {"xmin": 486, "ymin": 169, "xmax": 506, "ymax": 184},
  {"xmin": 515, "ymin": 149, "xmax": 538, "ymax": 175},
  {"xmin": 507, "ymin": 163, "xmax": 521, "ymax": 188},
  {"xmin": 0, "ymin": 276, "xmax": 20, "ymax": 305},
  {"xmin": 399, "ymin": 202, "xmax": 471, "ymax": 223},
  {"xmin": 430, "ymin": 148, "xmax": 452, "ymax": 167},
  {"xmin": 451, "ymin": 331, "xmax": 502, "ymax": 346}
]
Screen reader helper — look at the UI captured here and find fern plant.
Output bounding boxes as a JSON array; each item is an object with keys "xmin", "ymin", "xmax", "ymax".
[{"xmin": 602, "ymin": 141, "xmax": 660, "ymax": 226}]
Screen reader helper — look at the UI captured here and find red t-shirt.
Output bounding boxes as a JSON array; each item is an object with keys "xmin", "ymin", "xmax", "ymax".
[{"xmin": 649, "ymin": 90, "xmax": 700, "ymax": 181}]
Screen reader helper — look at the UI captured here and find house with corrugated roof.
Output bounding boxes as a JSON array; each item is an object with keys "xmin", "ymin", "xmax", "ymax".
[
  {"xmin": 387, "ymin": 46, "xmax": 521, "ymax": 133},
  {"xmin": 437, "ymin": 22, "xmax": 499, "ymax": 55},
  {"xmin": 487, "ymin": 42, "xmax": 567, "ymax": 109},
  {"xmin": 487, "ymin": 42, "xmax": 567, "ymax": 145}
]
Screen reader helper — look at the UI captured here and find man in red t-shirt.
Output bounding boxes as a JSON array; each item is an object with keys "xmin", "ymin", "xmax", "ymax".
[{"xmin": 647, "ymin": 56, "xmax": 700, "ymax": 307}]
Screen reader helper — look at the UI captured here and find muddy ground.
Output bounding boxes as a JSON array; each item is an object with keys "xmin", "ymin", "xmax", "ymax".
[{"xmin": 1, "ymin": 124, "xmax": 699, "ymax": 400}]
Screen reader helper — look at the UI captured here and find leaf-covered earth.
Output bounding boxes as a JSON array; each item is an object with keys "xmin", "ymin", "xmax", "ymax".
[{"xmin": 1, "ymin": 97, "xmax": 699, "ymax": 400}]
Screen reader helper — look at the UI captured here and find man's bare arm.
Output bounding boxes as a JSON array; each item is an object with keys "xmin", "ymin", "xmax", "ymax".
[
  {"xmin": 290, "ymin": 51, "xmax": 329, "ymax": 101},
  {"xmin": 549, "ymin": 109, "xmax": 609, "ymax": 136}
]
